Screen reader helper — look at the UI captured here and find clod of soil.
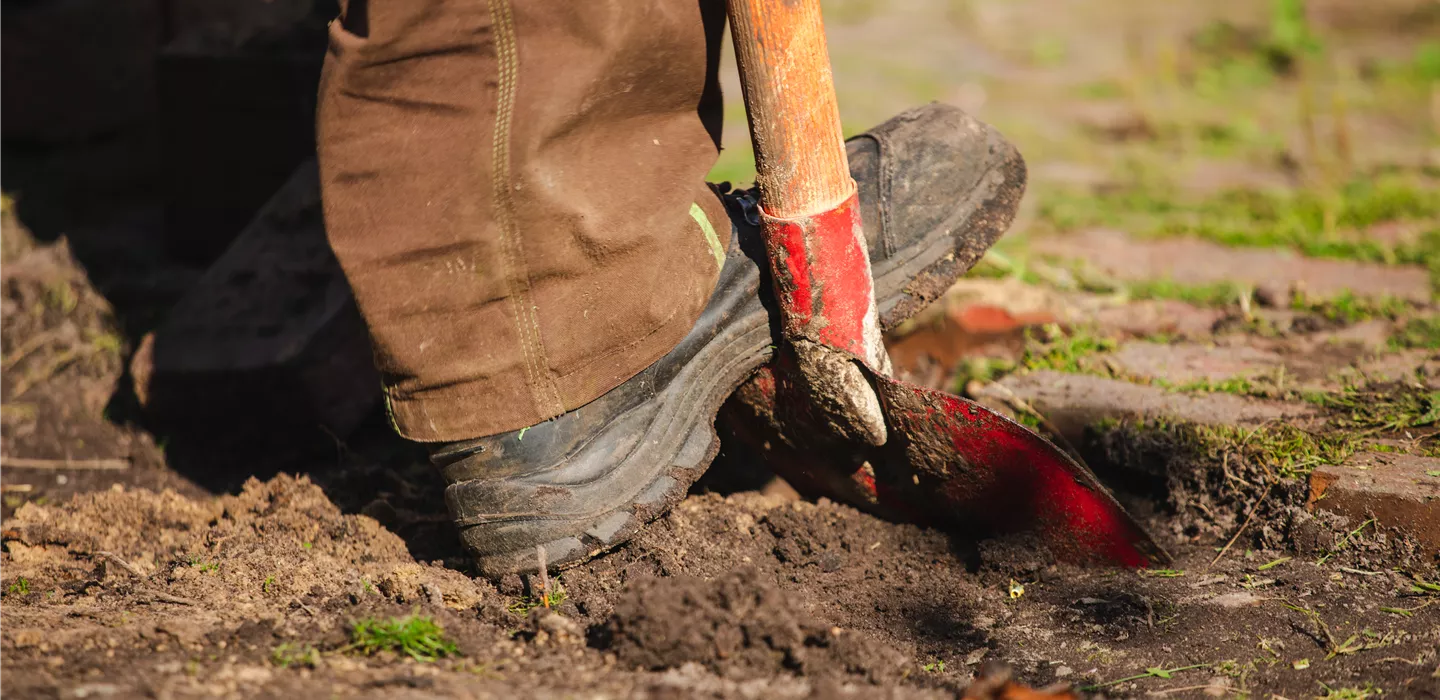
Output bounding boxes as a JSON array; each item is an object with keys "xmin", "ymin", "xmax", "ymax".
[{"xmin": 596, "ymin": 566, "xmax": 911, "ymax": 683}]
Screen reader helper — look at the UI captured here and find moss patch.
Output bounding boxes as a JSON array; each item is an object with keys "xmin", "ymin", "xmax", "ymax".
[
  {"xmin": 1128, "ymin": 279, "xmax": 1251, "ymax": 307},
  {"xmin": 1037, "ymin": 174, "xmax": 1440, "ymax": 290},
  {"xmin": 1019, "ymin": 324, "xmax": 1117, "ymax": 374},
  {"xmin": 1292, "ymin": 290, "xmax": 1410, "ymax": 324},
  {"xmin": 1390, "ymin": 315, "xmax": 1440, "ymax": 349},
  {"xmin": 1082, "ymin": 416, "xmax": 1361, "ymax": 544},
  {"xmin": 1305, "ymin": 382, "xmax": 1440, "ymax": 434}
]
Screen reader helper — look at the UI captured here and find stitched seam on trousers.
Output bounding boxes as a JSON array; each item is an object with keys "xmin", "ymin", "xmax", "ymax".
[
  {"xmin": 689, "ymin": 202, "xmax": 726, "ymax": 270},
  {"xmin": 486, "ymin": 0, "xmax": 564, "ymax": 419},
  {"xmin": 380, "ymin": 389, "xmax": 405, "ymax": 435}
]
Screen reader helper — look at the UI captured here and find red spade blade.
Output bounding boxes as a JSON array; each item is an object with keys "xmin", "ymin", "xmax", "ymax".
[
  {"xmin": 722, "ymin": 365, "xmax": 1171, "ymax": 568},
  {"xmin": 869, "ymin": 372, "xmax": 1169, "ymax": 567}
]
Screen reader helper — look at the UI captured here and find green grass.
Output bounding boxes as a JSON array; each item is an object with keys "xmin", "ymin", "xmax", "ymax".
[
  {"xmin": 1411, "ymin": 41, "xmax": 1440, "ymax": 82},
  {"xmin": 271, "ymin": 642, "xmax": 321, "ymax": 669},
  {"xmin": 1192, "ymin": 58, "xmax": 1278, "ymax": 99},
  {"xmin": 1293, "ymin": 290, "xmax": 1409, "ymax": 324},
  {"xmin": 1012, "ymin": 406, "xmax": 1043, "ymax": 431},
  {"xmin": 1316, "ymin": 518, "xmax": 1375, "ymax": 565},
  {"xmin": 1186, "ymin": 22, "xmax": 1277, "ymax": 96},
  {"xmin": 507, "ymin": 588, "xmax": 568, "ymax": 617},
  {"xmin": 1041, "ymin": 175, "xmax": 1439, "ymax": 243},
  {"xmin": 1129, "ymin": 279, "xmax": 1250, "ymax": 307},
  {"xmin": 7, "ymin": 577, "xmax": 31, "ymax": 596},
  {"xmin": 1218, "ymin": 424, "xmax": 1360, "ymax": 478},
  {"xmin": 1037, "ymin": 175, "xmax": 1440, "ymax": 291},
  {"xmin": 347, "ymin": 615, "xmax": 458, "ymax": 662},
  {"xmin": 1162, "ymin": 372, "xmax": 1440, "ymax": 440},
  {"xmin": 1390, "ymin": 316, "xmax": 1440, "ymax": 349},
  {"xmin": 1307, "ymin": 383, "xmax": 1440, "ymax": 433},
  {"xmin": 1177, "ymin": 0, "xmax": 1322, "ymax": 101},
  {"xmin": 1191, "ymin": 116, "xmax": 1280, "ymax": 158},
  {"xmin": 1077, "ymin": 80, "xmax": 1127, "ymax": 99},
  {"xmin": 965, "ymin": 248, "xmax": 1046, "ymax": 286},
  {"xmin": 1140, "ymin": 569, "xmax": 1186, "ymax": 578},
  {"xmin": 951, "ymin": 356, "xmax": 1018, "ymax": 394},
  {"xmin": 1098, "ymin": 419, "xmax": 1359, "ymax": 480},
  {"xmin": 1020, "ymin": 324, "xmax": 1117, "ymax": 374},
  {"xmin": 1030, "ymin": 36, "xmax": 1068, "ymax": 67},
  {"xmin": 979, "ymin": 252, "xmax": 1261, "ymax": 309},
  {"xmin": 1265, "ymin": 0, "xmax": 1323, "ymax": 68},
  {"xmin": 1163, "ymin": 376, "xmax": 1260, "ymax": 396},
  {"xmin": 707, "ymin": 143, "xmax": 757, "ymax": 189},
  {"xmin": 1318, "ymin": 683, "xmax": 1384, "ymax": 700},
  {"xmin": 824, "ymin": 0, "xmax": 880, "ymax": 25},
  {"xmin": 1413, "ymin": 578, "xmax": 1440, "ymax": 593},
  {"xmin": 1379, "ymin": 40, "xmax": 1440, "ymax": 86},
  {"xmin": 1083, "ymin": 663, "xmax": 1212, "ymax": 691},
  {"xmin": 980, "ymin": 256, "xmax": 1420, "ymax": 325}
]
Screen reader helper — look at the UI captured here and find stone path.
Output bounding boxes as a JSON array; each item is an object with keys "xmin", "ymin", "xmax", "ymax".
[{"xmin": 1035, "ymin": 228, "xmax": 1433, "ymax": 303}]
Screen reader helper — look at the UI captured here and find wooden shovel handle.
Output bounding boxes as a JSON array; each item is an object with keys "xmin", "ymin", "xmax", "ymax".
[{"xmin": 728, "ymin": 0, "xmax": 852, "ymax": 219}]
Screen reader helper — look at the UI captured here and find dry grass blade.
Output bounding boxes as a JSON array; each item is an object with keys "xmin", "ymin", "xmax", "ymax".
[
  {"xmin": 0, "ymin": 328, "xmax": 64, "ymax": 372},
  {"xmin": 536, "ymin": 545, "xmax": 550, "ymax": 607},
  {"xmin": 137, "ymin": 588, "xmax": 199, "ymax": 606},
  {"xmin": 7, "ymin": 346, "xmax": 89, "ymax": 397},
  {"xmin": 1210, "ymin": 481, "xmax": 1273, "ymax": 567},
  {"xmin": 96, "ymin": 551, "xmax": 145, "ymax": 578},
  {"xmin": 1, "ymin": 456, "xmax": 130, "ymax": 470}
]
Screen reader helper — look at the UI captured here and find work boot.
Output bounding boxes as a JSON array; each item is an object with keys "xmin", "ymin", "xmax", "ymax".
[
  {"xmin": 851, "ymin": 104, "xmax": 1027, "ymax": 333},
  {"xmin": 431, "ymin": 103, "xmax": 1025, "ymax": 579}
]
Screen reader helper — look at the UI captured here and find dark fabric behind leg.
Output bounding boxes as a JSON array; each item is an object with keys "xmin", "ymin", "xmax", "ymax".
[{"xmin": 318, "ymin": 0, "xmax": 730, "ymax": 441}]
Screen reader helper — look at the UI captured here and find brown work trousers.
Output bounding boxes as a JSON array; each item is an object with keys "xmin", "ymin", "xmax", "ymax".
[{"xmin": 318, "ymin": 0, "xmax": 732, "ymax": 441}]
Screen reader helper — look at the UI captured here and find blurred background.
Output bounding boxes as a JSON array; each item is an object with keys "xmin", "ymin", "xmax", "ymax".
[{"xmin": 1, "ymin": 0, "xmax": 1437, "ymax": 516}]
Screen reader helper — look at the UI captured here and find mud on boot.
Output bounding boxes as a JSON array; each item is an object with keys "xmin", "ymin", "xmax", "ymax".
[{"xmin": 431, "ymin": 103, "xmax": 1025, "ymax": 580}]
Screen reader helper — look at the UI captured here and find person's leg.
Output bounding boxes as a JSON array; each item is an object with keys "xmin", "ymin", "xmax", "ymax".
[
  {"xmin": 318, "ymin": 0, "xmax": 731, "ymax": 441},
  {"xmin": 319, "ymin": 0, "xmax": 1029, "ymax": 580}
]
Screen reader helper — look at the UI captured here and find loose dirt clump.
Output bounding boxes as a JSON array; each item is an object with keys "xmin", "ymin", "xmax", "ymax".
[
  {"xmin": 596, "ymin": 566, "xmax": 911, "ymax": 683},
  {"xmin": 5, "ymin": 470, "xmax": 1439, "ymax": 698},
  {"xmin": 2, "ymin": 474, "xmax": 487, "ymax": 612}
]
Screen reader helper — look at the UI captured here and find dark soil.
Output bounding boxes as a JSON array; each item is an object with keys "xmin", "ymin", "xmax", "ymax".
[{"xmin": 4, "ymin": 448, "xmax": 1438, "ymax": 698}]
